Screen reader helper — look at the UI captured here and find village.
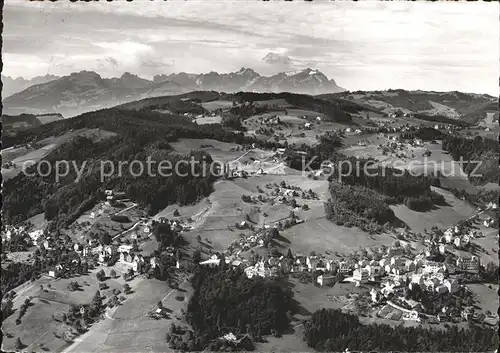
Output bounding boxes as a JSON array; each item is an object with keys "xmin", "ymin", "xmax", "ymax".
[
  {"xmin": 194, "ymin": 199, "xmax": 498, "ymax": 328},
  {"xmin": 3, "ymin": 159, "xmax": 498, "ymax": 332}
]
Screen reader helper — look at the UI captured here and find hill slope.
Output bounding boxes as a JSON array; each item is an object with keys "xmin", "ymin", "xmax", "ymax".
[
  {"xmin": 3, "ymin": 68, "xmax": 345, "ymax": 117},
  {"xmin": 2, "ymin": 74, "xmax": 60, "ymax": 97},
  {"xmin": 329, "ymin": 89, "xmax": 498, "ymax": 124}
]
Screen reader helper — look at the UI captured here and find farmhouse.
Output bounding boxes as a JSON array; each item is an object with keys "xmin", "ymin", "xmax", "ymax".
[
  {"xmin": 317, "ymin": 275, "xmax": 335, "ymax": 286},
  {"xmin": 353, "ymin": 268, "xmax": 369, "ymax": 283}
]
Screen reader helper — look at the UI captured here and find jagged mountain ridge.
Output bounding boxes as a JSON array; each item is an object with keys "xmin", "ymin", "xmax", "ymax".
[
  {"xmin": 2, "ymin": 74, "xmax": 61, "ymax": 97},
  {"xmin": 153, "ymin": 67, "xmax": 345, "ymax": 94},
  {"xmin": 3, "ymin": 68, "xmax": 345, "ymax": 117}
]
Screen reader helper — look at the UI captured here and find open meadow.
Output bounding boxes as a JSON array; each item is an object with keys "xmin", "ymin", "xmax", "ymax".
[{"xmin": 391, "ymin": 187, "xmax": 476, "ymax": 234}]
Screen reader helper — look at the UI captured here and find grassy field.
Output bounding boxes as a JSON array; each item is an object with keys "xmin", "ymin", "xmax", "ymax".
[
  {"xmin": 467, "ymin": 283, "xmax": 499, "ymax": 317},
  {"xmin": 194, "ymin": 115, "xmax": 222, "ymax": 125},
  {"xmin": 2, "ymin": 297, "xmax": 72, "ymax": 352},
  {"xmin": 64, "ymin": 201, "xmax": 147, "ymax": 244},
  {"xmin": 200, "ymin": 100, "xmax": 234, "ymax": 111},
  {"xmin": 468, "ymin": 224, "xmax": 498, "ymax": 265},
  {"xmin": 170, "ymin": 138, "xmax": 243, "ymax": 163},
  {"xmin": 242, "ymin": 109, "xmax": 349, "ymax": 147},
  {"xmin": 1, "ymin": 265, "xmax": 128, "ymax": 352},
  {"xmin": 391, "ymin": 187, "xmax": 476, "ymax": 234},
  {"xmin": 37, "ymin": 114, "xmax": 64, "ymax": 124},
  {"xmin": 61, "ymin": 276, "xmax": 192, "ymax": 353}
]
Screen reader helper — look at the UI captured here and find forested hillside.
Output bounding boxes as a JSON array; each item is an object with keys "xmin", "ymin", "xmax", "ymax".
[
  {"xmin": 303, "ymin": 308, "xmax": 497, "ymax": 351},
  {"xmin": 2, "ymin": 108, "xmax": 282, "ymax": 229},
  {"xmin": 442, "ymin": 135, "xmax": 499, "ymax": 185},
  {"xmin": 324, "ymin": 183, "xmax": 399, "ymax": 234},
  {"xmin": 338, "ymin": 162, "xmax": 445, "ymax": 211},
  {"xmin": 185, "ymin": 266, "xmax": 293, "ymax": 350}
]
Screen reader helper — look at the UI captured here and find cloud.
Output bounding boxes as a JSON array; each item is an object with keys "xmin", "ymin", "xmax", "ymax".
[{"xmin": 2, "ymin": 0, "xmax": 498, "ymax": 94}]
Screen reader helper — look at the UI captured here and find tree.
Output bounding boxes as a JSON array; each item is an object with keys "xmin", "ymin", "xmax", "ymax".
[
  {"xmin": 173, "ymin": 209, "xmax": 180, "ymax": 217},
  {"xmin": 192, "ymin": 248, "xmax": 202, "ymax": 267},
  {"xmin": 15, "ymin": 338, "xmax": 24, "ymax": 350},
  {"xmin": 90, "ymin": 290, "xmax": 102, "ymax": 316},
  {"xmin": 157, "ymin": 300, "xmax": 163, "ymax": 309},
  {"xmin": 96, "ymin": 269, "xmax": 105, "ymax": 281},
  {"xmin": 123, "ymin": 284, "xmax": 131, "ymax": 294},
  {"xmin": 99, "ymin": 232, "xmax": 112, "ymax": 245},
  {"xmin": 219, "ymin": 253, "xmax": 226, "ymax": 271},
  {"xmin": 110, "ymin": 269, "xmax": 117, "ymax": 278}
]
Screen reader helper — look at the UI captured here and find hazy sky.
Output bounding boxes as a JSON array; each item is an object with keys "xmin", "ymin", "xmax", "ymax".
[{"xmin": 3, "ymin": 0, "xmax": 499, "ymax": 94}]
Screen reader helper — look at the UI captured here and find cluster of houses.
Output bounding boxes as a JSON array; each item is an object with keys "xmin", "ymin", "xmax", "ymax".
[
  {"xmin": 431, "ymin": 225, "xmax": 477, "ymax": 250},
  {"xmin": 95, "ymin": 242, "xmax": 179, "ymax": 273},
  {"xmin": 200, "ymin": 235, "xmax": 484, "ymax": 321},
  {"xmin": 433, "ymin": 124, "xmax": 465, "ymax": 132}
]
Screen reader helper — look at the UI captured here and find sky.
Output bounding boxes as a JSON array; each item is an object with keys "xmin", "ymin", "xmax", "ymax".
[{"xmin": 3, "ymin": 0, "xmax": 499, "ymax": 95}]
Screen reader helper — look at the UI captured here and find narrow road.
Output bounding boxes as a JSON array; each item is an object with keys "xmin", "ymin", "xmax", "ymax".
[
  {"xmin": 114, "ymin": 203, "xmax": 137, "ymax": 216},
  {"xmin": 112, "ymin": 220, "xmax": 142, "ymax": 240}
]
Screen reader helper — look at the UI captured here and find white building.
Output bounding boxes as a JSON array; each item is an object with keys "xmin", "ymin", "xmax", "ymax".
[
  {"xmin": 118, "ymin": 244, "xmax": 133, "ymax": 253},
  {"xmin": 402, "ymin": 310, "xmax": 420, "ymax": 322},
  {"xmin": 353, "ymin": 268, "xmax": 369, "ymax": 283},
  {"xmin": 244, "ymin": 261, "xmax": 272, "ymax": 279},
  {"xmin": 444, "ymin": 229, "xmax": 454, "ymax": 243},
  {"xmin": 317, "ymin": 275, "xmax": 335, "ymax": 286},
  {"xmin": 199, "ymin": 254, "xmax": 222, "ymax": 268},
  {"xmin": 443, "ymin": 279, "xmax": 459, "ymax": 294},
  {"xmin": 435, "ymin": 284, "xmax": 448, "ymax": 295}
]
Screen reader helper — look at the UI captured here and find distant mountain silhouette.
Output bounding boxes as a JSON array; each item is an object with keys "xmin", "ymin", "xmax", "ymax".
[
  {"xmin": 3, "ymin": 68, "xmax": 346, "ymax": 117},
  {"xmin": 2, "ymin": 74, "xmax": 60, "ymax": 97}
]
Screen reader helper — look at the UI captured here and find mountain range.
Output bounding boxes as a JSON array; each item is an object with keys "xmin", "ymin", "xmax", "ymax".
[
  {"xmin": 2, "ymin": 68, "xmax": 345, "ymax": 117},
  {"xmin": 2, "ymin": 74, "xmax": 61, "ymax": 98}
]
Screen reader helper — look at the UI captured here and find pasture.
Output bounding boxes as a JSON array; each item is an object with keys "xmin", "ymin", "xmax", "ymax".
[
  {"xmin": 194, "ymin": 115, "xmax": 222, "ymax": 125},
  {"xmin": 1, "ymin": 265, "xmax": 126, "ymax": 353},
  {"xmin": 37, "ymin": 114, "xmax": 64, "ymax": 124},
  {"xmin": 61, "ymin": 276, "xmax": 192, "ymax": 353},
  {"xmin": 201, "ymin": 100, "xmax": 234, "ymax": 111},
  {"xmin": 391, "ymin": 187, "xmax": 476, "ymax": 234},
  {"xmin": 2, "ymin": 298, "xmax": 71, "ymax": 353},
  {"xmin": 467, "ymin": 283, "xmax": 499, "ymax": 318}
]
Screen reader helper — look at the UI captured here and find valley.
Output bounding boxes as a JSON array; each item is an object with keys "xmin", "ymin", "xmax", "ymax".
[{"xmin": 2, "ymin": 89, "xmax": 498, "ymax": 353}]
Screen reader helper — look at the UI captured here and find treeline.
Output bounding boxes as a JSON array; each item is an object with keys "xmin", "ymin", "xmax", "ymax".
[
  {"xmin": 400, "ymin": 126, "xmax": 446, "ymax": 141},
  {"xmin": 232, "ymin": 92, "xmax": 353, "ymax": 123},
  {"xmin": 285, "ymin": 132, "xmax": 344, "ymax": 170},
  {"xmin": 324, "ymin": 183, "xmax": 398, "ymax": 233},
  {"xmin": 446, "ymin": 187, "xmax": 499, "ymax": 206},
  {"xmin": 413, "ymin": 113, "xmax": 470, "ymax": 126},
  {"xmin": 140, "ymin": 99, "xmax": 208, "ymax": 115},
  {"xmin": 185, "ymin": 266, "xmax": 293, "ymax": 350},
  {"xmin": 442, "ymin": 135, "xmax": 499, "ymax": 185},
  {"xmin": 2, "ymin": 108, "xmax": 282, "ymax": 150},
  {"xmin": 338, "ymin": 162, "xmax": 445, "ymax": 211},
  {"xmin": 303, "ymin": 308, "xmax": 497, "ymax": 351},
  {"xmin": 1, "ymin": 248, "xmax": 87, "ymax": 297},
  {"xmin": 229, "ymin": 102, "xmax": 270, "ymax": 119}
]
